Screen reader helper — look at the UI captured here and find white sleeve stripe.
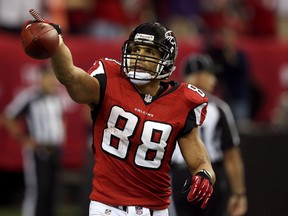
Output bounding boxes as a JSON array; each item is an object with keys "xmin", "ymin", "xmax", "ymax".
[
  {"xmin": 194, "ymin": 102, "xmax": 207, "ymax": 126},
  {"xmin": 90, "ymin": 61, "xmax": 105, "ymax": 77}
]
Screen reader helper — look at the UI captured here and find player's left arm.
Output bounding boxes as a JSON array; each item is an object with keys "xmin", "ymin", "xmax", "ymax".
[
  {"xmin": 178, "ymin": 127, "xmax": 215, "ymax": 182},
  {"xmin": 178, "ymin": 127, "xmax": 216, "ymax": 208}
]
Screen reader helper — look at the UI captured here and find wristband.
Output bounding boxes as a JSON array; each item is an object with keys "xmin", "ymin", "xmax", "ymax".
[{"xmin": 196, "ymin": 169, "xmax": 213, "ymax": 185}]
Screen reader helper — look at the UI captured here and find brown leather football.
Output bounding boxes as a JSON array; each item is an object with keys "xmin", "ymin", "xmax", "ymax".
[{"xmin": 21, "ymin": 22, "xmax": 59, "ymax": 59}]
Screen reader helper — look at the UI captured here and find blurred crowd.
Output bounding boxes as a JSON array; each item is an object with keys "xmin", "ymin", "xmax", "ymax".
[
  {"xmin": 1, "ymin": 0, "xmax": 288, "ymax": 123},
  {"xmin": 1, "ymin": 0, "xmax": 288, "ymax": 127},
  {"xmin": 1, "ymin": 0, "xmax": 288, "ymax": 40}
]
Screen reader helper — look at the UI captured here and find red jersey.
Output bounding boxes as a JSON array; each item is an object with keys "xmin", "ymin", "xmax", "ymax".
[{"xmin": 88, "ymin": 58, "xmax": 208, "ymax": 210}]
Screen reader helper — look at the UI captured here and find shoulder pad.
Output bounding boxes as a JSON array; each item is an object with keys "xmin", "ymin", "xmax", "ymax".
[
  {"xmin": 103, "ymin": 57, "xmax": 121, "ymax": 65},
  {"xmin": 88, "ymin": 58, "xmax": 121, "ymax": 77},
  {"xmin": 183, "ymin": 83, "xmax": 208, "ymax": 104}
]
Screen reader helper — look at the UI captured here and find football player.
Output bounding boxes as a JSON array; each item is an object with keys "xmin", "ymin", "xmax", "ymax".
[{"xmin": 23, "ymin": 17, "xmax": 216, "ymax": 216}]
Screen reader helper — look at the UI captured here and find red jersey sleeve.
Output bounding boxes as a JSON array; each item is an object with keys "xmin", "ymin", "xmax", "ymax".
[{"xmin": 180, "ymin": 83, "xmax": 208, "ymax": 136}]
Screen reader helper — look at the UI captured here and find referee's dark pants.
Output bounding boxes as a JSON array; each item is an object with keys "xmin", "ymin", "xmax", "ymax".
[
  {"xmin": 171, "ymin": 162, "xmax": 229, "ymax": 216},
  {"xmin": 22, "ymin": 145, "xmax": 62, "ymax": 216}
]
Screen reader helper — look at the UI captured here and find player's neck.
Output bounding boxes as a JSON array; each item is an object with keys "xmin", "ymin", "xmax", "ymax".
[{"xmin": 134, "ymin": 80, "xmax": 161, "ymax": 96}]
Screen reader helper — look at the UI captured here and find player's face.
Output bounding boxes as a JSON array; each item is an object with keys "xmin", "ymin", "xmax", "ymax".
[{"xmin": 130, "ymin": 45, "xmax": 162, "ymax": 75}]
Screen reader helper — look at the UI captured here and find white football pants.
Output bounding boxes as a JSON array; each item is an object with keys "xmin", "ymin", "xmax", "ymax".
[{"xmin": 89, "ymin": 201, "xmax": 169, "ymax": 216}]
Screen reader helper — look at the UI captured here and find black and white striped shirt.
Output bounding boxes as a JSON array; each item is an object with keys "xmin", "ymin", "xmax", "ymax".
[
  {"xmin": 5, "ymin": 87, "xmax": 65, "ymax": 146},
  {"xmin": 199, "ymin": 93, "xmax": 240, "ymax": 163}
]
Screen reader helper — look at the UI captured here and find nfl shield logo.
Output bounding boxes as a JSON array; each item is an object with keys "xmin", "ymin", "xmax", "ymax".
[
  {"xmin": 144, "ymin": 94, "xmax": 153, "ymax": 103},
  {"xmin": 135, "ymin": 206, "xmax": 143, "ymax": 215}
]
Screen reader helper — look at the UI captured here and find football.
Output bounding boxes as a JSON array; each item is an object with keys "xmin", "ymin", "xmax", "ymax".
[{"xmin": 21, "ymin": 22, "xmax": 59, "ymax": 59}]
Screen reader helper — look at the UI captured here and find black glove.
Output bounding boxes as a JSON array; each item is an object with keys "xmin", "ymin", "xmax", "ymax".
[{"xmin": 182, "ymin": 169, "xmax": 214, "ymax": 209}]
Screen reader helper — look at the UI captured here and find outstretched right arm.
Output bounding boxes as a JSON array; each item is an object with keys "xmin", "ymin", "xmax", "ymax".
[
  {"xmin": 24, "ymin": 10, "xmax": 100, "ymax": 106},
  {"xmin": 51, "ymin": 41, "xmax": 100, "ymax": 106}
]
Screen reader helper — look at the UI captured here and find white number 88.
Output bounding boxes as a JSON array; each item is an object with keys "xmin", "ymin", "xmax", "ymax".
[{"xmin": 102, "ymin": 106, "xmax": 172, "ymax": 169}]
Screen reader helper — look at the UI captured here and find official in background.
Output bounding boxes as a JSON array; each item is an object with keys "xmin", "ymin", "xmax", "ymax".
[
  {"xmin": 171, "ymin": 54, "xmax": 247, "ymax": 216},
  {"xmin": 2, "ymin": 64, "xmax": 66, "ymax": 216}
]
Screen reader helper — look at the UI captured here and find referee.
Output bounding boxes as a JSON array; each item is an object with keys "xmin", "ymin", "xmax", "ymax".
[
  {"xmin": 171, "ymin": 54, "xmax": 247, "ymax": 216},
  {"xmin": 2, "ymin": 64, "xmax": 66, "ymax": 216}
]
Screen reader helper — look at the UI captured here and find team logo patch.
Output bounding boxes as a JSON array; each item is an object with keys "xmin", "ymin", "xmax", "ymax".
[
  {"xmin": 105, "ymin": 209, "xmax": 111, "ymax": 215},
  {"xmin": 135, "ymin": 206, "xmax": 143, "ymax": 215},
  {"xmin": 144, "ymin": 94, "xmax": 153, "ymax": 103}
]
